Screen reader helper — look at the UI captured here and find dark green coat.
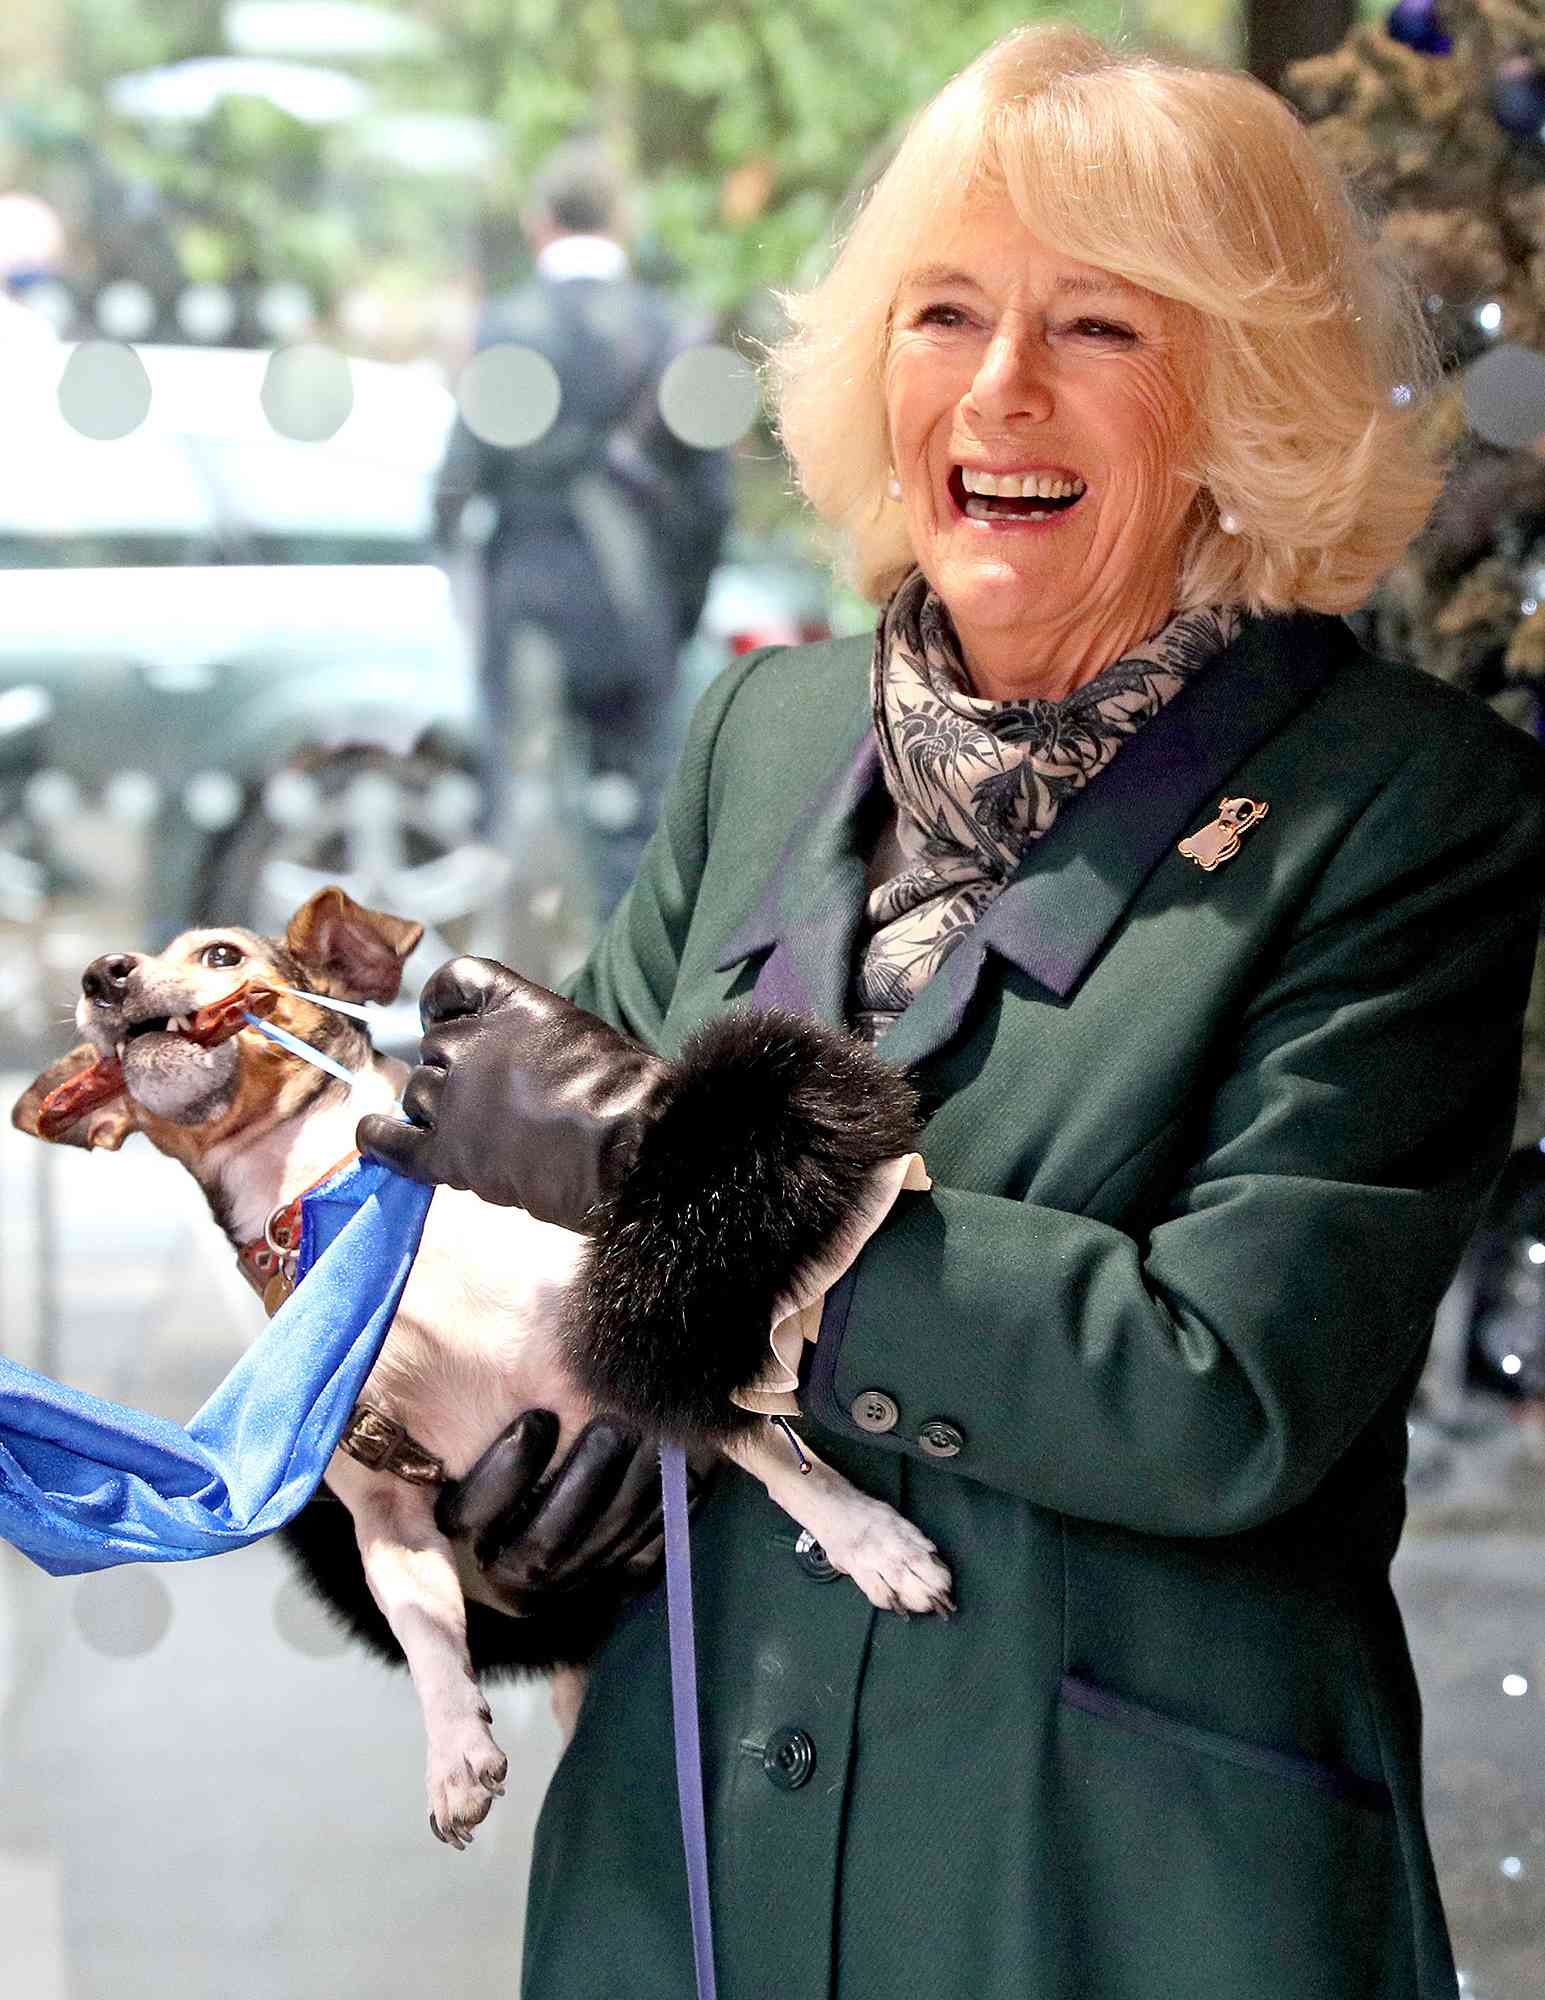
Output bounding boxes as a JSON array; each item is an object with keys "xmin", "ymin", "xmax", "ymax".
[{"xmin": 522, "ymin": 613, "xmax": 1545, "ymax": 2000}]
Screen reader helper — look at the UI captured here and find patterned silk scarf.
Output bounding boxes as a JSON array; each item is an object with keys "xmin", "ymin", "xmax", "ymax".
[{"xmin": 851, "ymin": 570, "xmax": 1238, "ymax": 1041}]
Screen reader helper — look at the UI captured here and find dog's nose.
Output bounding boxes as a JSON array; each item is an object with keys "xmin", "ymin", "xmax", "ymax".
[{"xmin": 81, "ymin": 953, "xmax": 139, "ymax": 1004}]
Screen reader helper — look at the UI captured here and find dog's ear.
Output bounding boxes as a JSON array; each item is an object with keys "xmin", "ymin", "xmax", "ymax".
[
  {"xmin": 284, "ymin": 886, "xmax": 424, "ymax": 1005},
  {"xmin": 12, "ymin": 1044, "xmax": 137, "ymax": 1152}
]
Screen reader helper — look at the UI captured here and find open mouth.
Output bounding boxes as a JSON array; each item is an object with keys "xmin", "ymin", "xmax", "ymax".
[
  {"xmin": 950, "ymin": 466, "xmax": 1087, "ymax": 523},
  {"xmin": 117, "ymin": 1014, "xmax": 200, "ymax": 1058},
  {"xmin": 107, "ymin": 984, "xmax": 280, "ymax": 1062}
]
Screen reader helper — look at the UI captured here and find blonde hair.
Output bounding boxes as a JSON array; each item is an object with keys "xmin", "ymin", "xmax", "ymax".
[{"xmin": 767, "ymin": 23, "xmax": 1442, "ymax": 614}]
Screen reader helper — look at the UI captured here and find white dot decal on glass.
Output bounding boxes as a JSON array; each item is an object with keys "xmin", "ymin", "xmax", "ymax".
[
  {"xmin": 657, "ymin": 343, "xmax": 760, "ymax": 449},
  {"xmin": 103, "ymin": 770, "xmax": 161, "ymax": 824},
  {"xmin": 1501, "ymin": 1854, "xmax": 1525, "ymax": 1880},
  {"xmin": 262, "ymin": 767, "xmax": 322, "ymax": 827},
  {"xmin": 25, "ymin": 279, "xmax": 75, "ymax": 334},
  {"xmin": 1463, "ymin": 343, "xmax": 1545, "ymax": 449},
  {"xmin": 456, "ymin": 343, "xmax": 562, "ymax": 448},
  {"xmin": 273, "ymin": 1575, "xmax": 351, "ymax": 1659},
  {"xmin": 587, "ymin": 771, "xmax": 641, "ymax": 832},
  {"xmin": 73, "ymin": 1567, "xmax": 174, "ymax": 1658},
  {"xmin": 24, "ymin": 769, "xmax": 81, "ymax": 824},
  {"xmin": 175, "ymin": 282, "xmax": 238, "ymax": 345},
  {"xmin": 183, "ymin": 769, "xmax": 245, "ymax": 831},
  {"xmin": 256, "ymin": 281, "xmax": 315, "ymax": 344},
  {"xmin": 261, "ymin": 343, "xmax": 353, "ymax": 443},
  {"xmin": 1503, "ymin": 1673, "xmax": 1529, "ymax": 1697},
  {"xmin": 57, "ymin": 340, "xmax": 152, "ymax": 440},
  {"xmin": 94, "ymin": 279, "xmax": 157, "ymax": 343}
]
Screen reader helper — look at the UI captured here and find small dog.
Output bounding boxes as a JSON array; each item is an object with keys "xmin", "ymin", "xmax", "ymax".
[{"xmin": 14, "ymin": 887, "xmax": 952, "ymax": 1847}]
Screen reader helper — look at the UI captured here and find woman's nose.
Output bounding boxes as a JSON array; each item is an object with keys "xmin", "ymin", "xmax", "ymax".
[
  {"xmin": 81, "ymin": 953, "xmax": 139, "ymax": 1004},
  {"xmin": 966, "ymin": 327, "xmax": 1054, "ymax": 423}
]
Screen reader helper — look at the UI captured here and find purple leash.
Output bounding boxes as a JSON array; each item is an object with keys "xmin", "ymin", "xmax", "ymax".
[{"xmin": 661, "ymin": 1442, "xmax": 718, "ymax": 2000}]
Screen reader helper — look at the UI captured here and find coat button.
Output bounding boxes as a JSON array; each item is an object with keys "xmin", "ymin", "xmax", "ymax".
[
  {"xmin": 793, "ymin": 1531, "xmax": 839, "ymax": 1582},
  {"xmin": 917, "ymin": 1418, "xmax": 965, "ymax": 1458},
  {"xmin": 763, "ymin": 1726, "xmax": 816, "ymax": 1791},
  {"xmin": 850, "ymin": 1388, "xmax": 899, "ymax": 1433}
]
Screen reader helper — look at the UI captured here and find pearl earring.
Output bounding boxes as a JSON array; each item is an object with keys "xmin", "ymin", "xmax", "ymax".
[
  {"xmin": 887, "ymin": 470, "xmax": 902, "ymax": 501},
  {"xmin": 1217, "ymin": 509, "xmax": 1240, "ymax": 536}
]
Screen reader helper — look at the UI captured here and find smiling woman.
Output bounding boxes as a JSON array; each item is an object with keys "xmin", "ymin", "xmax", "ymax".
[
  {"xmin": 374, "ymin": 22, "xmax": 1545, "ymax": 2000},
  {"xmin": 770, "ymin": 22, "xmax": 1440, "ymax": 643},
  {"xmin": 881, "ymin": 215, "xmax": 1198, "ymax": 696}
]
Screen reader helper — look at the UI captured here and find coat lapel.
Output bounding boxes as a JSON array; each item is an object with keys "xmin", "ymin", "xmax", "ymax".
[
  {"xmin": 718, "ymin": 614, "xmax": 1355, "ymax": 1064},
  {"xmin": 714, "ymin": 701, "xmax": 880, "ymax": 1026}
]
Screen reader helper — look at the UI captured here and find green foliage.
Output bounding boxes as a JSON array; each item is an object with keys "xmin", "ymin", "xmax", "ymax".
[
  {"xmin": 505, "ymin": 0, "xmax": 1139, "ymax": 303},
  {"xmin": 8, "ymin": 0, "xmax": 1239, "ymax": 323}
]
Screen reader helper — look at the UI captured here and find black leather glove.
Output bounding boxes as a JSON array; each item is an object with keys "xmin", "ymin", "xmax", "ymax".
[
  {"xmin": 362, "ymin": 956, "xmax": 920, "ymax": 1451},
  {"xmin": 356, "ymin": 957, "xmax": 668, "ymax": 1232},
  {"xmin": 437, "ymin": 1409, "xmax": 714, "ymax": 1616}
]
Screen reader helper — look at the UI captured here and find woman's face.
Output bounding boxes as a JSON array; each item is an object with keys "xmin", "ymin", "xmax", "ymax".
[{"xmin": 884, "ymin": 203, "xmax": 1199, "ymax": 696}]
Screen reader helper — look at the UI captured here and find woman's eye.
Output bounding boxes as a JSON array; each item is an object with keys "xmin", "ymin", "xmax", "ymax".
[
  {"xmin": 202, "ymin": 942, "xmax": 244, "ymax": 969},
  {"xmin": 1068, "ymin": 317, "xmax": 1135, "ymax": 342},
  {"xmin": 914, "ymin": 303, "xmax": 970, "ymax": 330}
]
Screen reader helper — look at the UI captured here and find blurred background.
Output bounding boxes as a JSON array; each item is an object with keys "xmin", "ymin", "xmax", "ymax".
[{"xmin": 1, "ymin": 1, "xmax": 1545, "ymax": 1995}]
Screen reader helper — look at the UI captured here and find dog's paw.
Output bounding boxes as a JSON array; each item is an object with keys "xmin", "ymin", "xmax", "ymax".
[
  {"xmin": 426, "ymin": 1702, "xmax": 509, "ymax": 1851},
  {"xmin": 821, "ymin": 1503, "xmax": 956, "ymax": 1618}
]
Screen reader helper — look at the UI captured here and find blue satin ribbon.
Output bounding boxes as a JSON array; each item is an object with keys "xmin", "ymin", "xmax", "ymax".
[
  {"xmin": 0, "ymin": 1145, "xmax": 721, "ymax": 1994},
  {"xmin": 0, "ymin": 1156, "xmax": 433, "ymax": 1576}
]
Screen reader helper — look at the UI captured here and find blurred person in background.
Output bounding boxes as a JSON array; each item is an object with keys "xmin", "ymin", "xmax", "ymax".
[
  {"xmin": 435, "ymin": 137, "xmax": 734, "ymax": 914},
  {"xmin": 0, "ymin": 189, "xmax": 64, "ymax": 344}
]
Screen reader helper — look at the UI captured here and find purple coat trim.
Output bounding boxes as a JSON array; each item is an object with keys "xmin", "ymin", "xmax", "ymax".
[{"xmin": 1058, "ymin": 1674, "xmax": 1393, "ymax": 1813}]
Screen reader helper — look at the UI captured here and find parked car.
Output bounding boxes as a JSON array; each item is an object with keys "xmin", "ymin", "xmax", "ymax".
[{"xmin": 0, "ymin": 338, "xmax": 833, "ymax": 1045}]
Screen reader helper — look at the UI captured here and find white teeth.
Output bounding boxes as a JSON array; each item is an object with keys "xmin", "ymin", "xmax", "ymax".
[
  {"xmin": 967, "ymin": 498, "xmax": 1051, "ymax": 522},
  {"xmin": 169, "ymin": 1015, "xmax": 190, "ymax": 1035},
  {"xmin": 959, "ymin": 468, "xmax": 1086, "ymax": 500},
  {"xmin": 116, "ymin": 1038, "xmax": 126, "ymax": 1061}
]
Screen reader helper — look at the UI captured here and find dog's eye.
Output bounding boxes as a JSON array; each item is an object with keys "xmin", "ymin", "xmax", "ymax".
[{"xmin": 201, "ymin": 942, "xmax": 244, "ymax": 969}]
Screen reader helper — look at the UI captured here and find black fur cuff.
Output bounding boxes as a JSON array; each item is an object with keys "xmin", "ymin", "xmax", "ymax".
[{"xmin": 559, "ymin": 1008, "xmax": 918, "ymax": 1447}]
